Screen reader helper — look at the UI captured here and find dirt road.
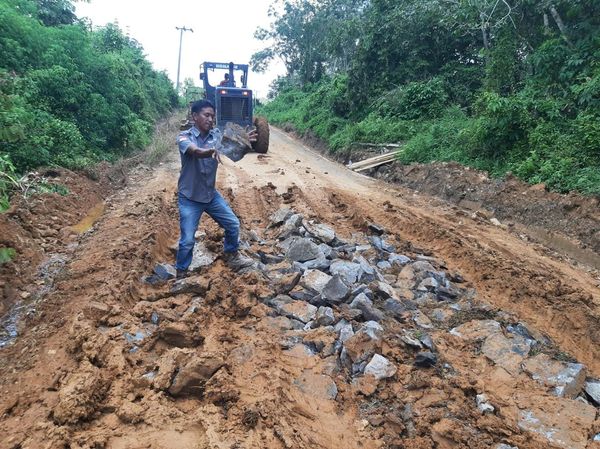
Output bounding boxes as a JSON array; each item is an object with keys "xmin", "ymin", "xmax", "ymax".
[{"xmin": 1, "ymin": 127, "xmax": 599, "ymax": 448}]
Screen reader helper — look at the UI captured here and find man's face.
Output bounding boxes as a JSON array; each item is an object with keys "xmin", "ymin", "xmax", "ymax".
[{"xmin": 193, "ymin": 107, "xmax": 215, "ymax": 134}]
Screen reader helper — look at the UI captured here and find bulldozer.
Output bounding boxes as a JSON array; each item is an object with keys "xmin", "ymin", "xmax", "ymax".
[{"xmin": 181, "ymin": 61, "xmax": 269, "ymax": 154}]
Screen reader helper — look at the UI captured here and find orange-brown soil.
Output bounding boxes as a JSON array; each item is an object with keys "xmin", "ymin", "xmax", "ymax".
[{"xmin": 0, "ymin": 128, "xmax": 598, "ymax": 449}]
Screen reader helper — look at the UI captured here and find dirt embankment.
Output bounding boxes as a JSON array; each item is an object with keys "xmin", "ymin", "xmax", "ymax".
[
  {"xmin": 0, "ymin": 128, "xmax": 599, "ymax": 449},
  {"xmin": 0, "ymin": 164, "xmax": 124, "ymax": 319},
  {"xmin": 374, "ymin": 162, "xmax": 600, "ymax": 261}
]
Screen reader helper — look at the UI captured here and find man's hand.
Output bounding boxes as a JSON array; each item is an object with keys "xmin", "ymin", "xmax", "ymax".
[
  {"xmin": 247, "ymin": 128, "xmax": 258, "ymax": 143},
  {"xmin": 213, "ymin": 150, "xmax": 222, "ymax": 164}
]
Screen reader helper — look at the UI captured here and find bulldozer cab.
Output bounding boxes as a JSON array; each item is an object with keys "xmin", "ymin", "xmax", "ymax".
[{"xmin": 199, "ymin": 61, "xmax": 252, "ymax": 128}]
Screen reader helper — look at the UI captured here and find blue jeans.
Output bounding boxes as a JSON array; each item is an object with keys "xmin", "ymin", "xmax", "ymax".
[{"xmin": 175, "ymin": 191, "xmax": 240, "ymax": 270}]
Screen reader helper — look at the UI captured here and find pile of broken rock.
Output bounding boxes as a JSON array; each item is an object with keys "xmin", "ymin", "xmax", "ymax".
[{"xmin": 147, "ymin": 206, "xmax": 600, "ymax": 449}]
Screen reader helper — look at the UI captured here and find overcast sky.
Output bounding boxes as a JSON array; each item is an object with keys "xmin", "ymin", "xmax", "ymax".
[{"xmin": 75, "ymin": 0, "xmax": 285, "ymax": 99}]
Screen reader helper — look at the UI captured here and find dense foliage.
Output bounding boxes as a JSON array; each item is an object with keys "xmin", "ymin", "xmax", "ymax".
[
  {"xmin": 0, "ymin": 0, "xmax": 177, "ymax": 184},
  {"xmin": 255, "ymin": 0, "xmax": 600, "ymax": 195}
]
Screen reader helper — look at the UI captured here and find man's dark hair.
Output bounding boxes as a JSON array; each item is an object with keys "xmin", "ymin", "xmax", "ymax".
[{"xmin": 191, "ymin": 99, "xmax": 215, "ymax": 114}]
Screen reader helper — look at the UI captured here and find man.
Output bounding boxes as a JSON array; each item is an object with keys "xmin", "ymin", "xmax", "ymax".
[
  {"xmin": 218, "ymin": 73, "xmax": 235, "ymax": 87},
  {"xmin": 175, "ymin": 99, "xmax": 254, "ymax": 277}
]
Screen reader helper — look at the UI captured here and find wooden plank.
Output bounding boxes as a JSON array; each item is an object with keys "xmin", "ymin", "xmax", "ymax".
[
  {"xmin": 353, "ymin": 142, "xmax": 402, "ymax": 148},
  {"xmin": 348, "ymin": 151, "xmax": 400, "ymax": 171},
  {"xmin": 353, "ymin": 157, "xmax": 397, "ymax": 172},
  {"xmin": 348, "ymin": 153, "xmax": 396, "ymax": 169}
]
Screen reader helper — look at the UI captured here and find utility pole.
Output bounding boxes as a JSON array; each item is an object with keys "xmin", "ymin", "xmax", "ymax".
[{"xmin": 175, "ymin": 26, "xmax": 193, "ymax": 93}]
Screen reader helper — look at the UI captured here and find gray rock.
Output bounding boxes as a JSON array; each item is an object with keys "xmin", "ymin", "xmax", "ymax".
[
  {"xmin": 522, "ymin": 354, "xmax": 586, "ymax": 398},
  {"xmin": 400, "ymin": 332, "xmax": 423, "ymax": 349},
  {"xmin": 417, "ymin": 277, "xmax": 439, "ymax": 292},
  {"xmin": 299, "ymin": 255, "xmax": 330, "ymax": 271},
  {"xmin": 383, "ymin": 298, "xmax": 407, "ymax": 318},
  {"xmin": 351, "ymin": 285, "xmax": 373, "ymax": 299},
  {"xmin": 268, "ymin": 294, "xmax": 294, "ymax": 309},
  {"xmin": 170, "ymin": 276, "xmax": 210, "ymax": 296},
  {"xmin": 278, "ymin": 301, "xmax": 318, "ymax": 324},
  {"xmin": 189, "ymin": 242, "xmax": 218, "ymax": 271},
  {"xmin": 518, "ymin": 399, "xmax": 596, "ymax": 449},
  {"xmin": 258, "ymin": 251, "xmax": 285, "ymax": 265},
  {"xmin": 300, "ymin": 269, "xmax": 332, "ymax": 293},
  {"xmin": 584, "ymin": 380, "xmax": 600, "ymax": 404},
  {"xmin": 286, "ymin": 238, "xmax": 322, "ymax": 262},
  {"xmin": 362, "ymin": 321, "xmax": 384, "ymax": 340},
  {"xmin": 353, "ymin": 255, "xmax": 380, "ymax": 283},
  {"xmin": 364, "ymin": 354, "xmax": 397, "ymax": 380},
  {"xmin": 367, "ymin": 222, "xmax": 385, "ymax": 235},
  {"xmin": 352, "ymin": 360, "xmax": 369, "ymax": 376},
  {"xmin": 476, "ymin": 394, "xmax": 495, "ymax": 414},
  {"xmin": 288, "ymin": 288, "xmax": 316, "ymax": 303},
  {"xmin": 381, "ymin": 240, "xmax": 395, "ymax": 252},
  {"xmin": 450, "ymin": 320, "xmax": 502, "ymax": 341},
  {"xmin": 595, "ymin": 433, "xmax": 600, "ymax": 442},
  {"xmin": 414, "ymin": 352, "xmax": 437, "ymax": 367},
  {"xmin": 277, "ymin": 235, "xmax": 302, "ymax": 251},
  {"xmin": 322, "ymin": 275, "xmax": 351, "ymax": 304},
  {"xmin": 335, "ymin": 320, "xmax": 354, "ymax": 342},
  {"xmin": 389, "ymin": 253, "xmax": 411, "ymax": 266},
  {"xmin": 369, "ymin": 235, "xmax": 395, "ymax": 253},
  {"xmin": 436, "ymin": 286, "xmax": 459, "ymax": 302},
  {"xmin": 370, "ymin": 281, "xmax": 398, "ymax": 300},
  {"xmin": 330, "ymin": 260, "xmax": 362, "ymax": 284},
  {"xmin": 411, "ymin": 261, "xmax": 436, "ymax": 273},
  {"xmin": 376, "ymin": 260, "xmax": 392, "ymax": 271},
  {"xmin": 415, "ymin": 292, "xmax": 438, "ymax": 307},
  {"xmin": 272, "ymin": 271, "xmax": 302, "ymax": 295},
  {"xmin": 285, "ymin": 213, "xmax": 304, "ymax": 227},
  {"xmin": 269, "ymin": 207, "xmax": 293, "ymax": 227},
  {"xmin": 419, "ymin": 334, "xmax": 435, "ymax": 351},
  {"xmin": 343, "ymin": 321, "xmax": 383, "ymax": 363},
  {"xmin": 318, "ymin": 243, "xmax": 333, "ymax": 259},
  {"xmin": 495, "ymin": 444, "xmax": 519, "ymax": 449},
  {"xmin": 349, "ymin": 293, "xmax": 384, "ymax": 322},
  {"xmin": 315, "ymin": 306, "xmax": 335, "ymax": 327},
  {"xmin": 482, "ymin": 333, "xmax": 531, "ymax": 375},
  {"xmin": 304, "ymin": 221, "xmax": 336, "ymax": 243},
  {"xmin": 153, "ymin": 263, "xmax": 176, "ymax": 280},
  {"xmin": 277, "ymin": 213, "xmax": 304, "ymax": 239}
]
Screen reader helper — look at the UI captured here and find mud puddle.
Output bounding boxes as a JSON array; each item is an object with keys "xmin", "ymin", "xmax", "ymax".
[{"xmin": 70, "ymin": 201, "xmax": 105, "ymax": 233}]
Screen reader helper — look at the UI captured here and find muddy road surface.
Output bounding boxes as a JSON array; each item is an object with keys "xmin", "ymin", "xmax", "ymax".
[{"xmin": 1, "ymin": 128, "xmax": 599, "ymax": 449}]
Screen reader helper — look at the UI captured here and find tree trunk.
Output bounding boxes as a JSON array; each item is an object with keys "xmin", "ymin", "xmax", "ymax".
[
  {"xmin": 549, "ymin": 5, "xmax": 572, "ymax": 45},
  {"xmin": 480, "ymin": 13, "xmax": 490, "ymax": 51}
]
